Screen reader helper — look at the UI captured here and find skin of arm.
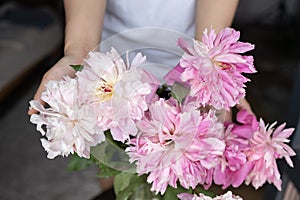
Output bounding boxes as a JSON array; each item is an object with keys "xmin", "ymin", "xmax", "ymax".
[
  {"xmin": 194, "ymin": 0, "xmax": 239, "ymax": 39},
  {"xmin": 29, "ymin": 1, "xmax": 115, "ymax": 190},
  {"xmin": 28, "ymin": 0, "xmax": 107, "ymax": 115},
  {"xmin": 63, "ymin": 0, "xmax": 107, "ymax": 58}
]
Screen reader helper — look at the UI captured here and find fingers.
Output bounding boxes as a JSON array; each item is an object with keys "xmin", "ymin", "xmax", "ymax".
[
  {"xmin": 28, "ymin": 71, "xmax": 50, "ymax": 115},
  {"xmin": 222, "ymin": 98, "xmax": 253, "ymax": 123},
  {"xmin": 236, "ymin": 98, "xmax": 253, "ymax": 114},
  {"xmin": 224, "ymin": 109, "xmax": 232, "ymax": 122},
  {"xmin": 27, "ymin": 56, "xmax": 78, "ymax": 116},
  {"xmin": 27, "ymin": 83, "xmax": 46, "ymax": 115}
]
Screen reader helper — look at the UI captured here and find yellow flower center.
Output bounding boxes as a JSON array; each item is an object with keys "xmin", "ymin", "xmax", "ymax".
[
  {"xmin": 213, "ymin": 61, "xmax": 231, "ymax": 70},
  {"xmin": 95, "ymin": 81, "xmax": 114, "ymax": 102}
]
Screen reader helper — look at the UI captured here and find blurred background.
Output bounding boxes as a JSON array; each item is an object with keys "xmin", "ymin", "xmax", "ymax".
[{"xmin": 0, "ymin": 0, "xmax": 299, "ymax": 199}]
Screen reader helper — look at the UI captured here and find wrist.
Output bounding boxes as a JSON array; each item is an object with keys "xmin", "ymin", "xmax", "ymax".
[{"xmin": 64, "ymin": 43, "xmax": 90, "ymax": 59}]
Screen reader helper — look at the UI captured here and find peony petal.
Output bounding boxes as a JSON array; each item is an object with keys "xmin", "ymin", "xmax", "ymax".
[
  {"xmin": 229, "ymin": 42, "xmax": 255, "ymax": 53},
  {"xmin": 164, "ymin": 63, "xmax": 186, "ymax": 85}
]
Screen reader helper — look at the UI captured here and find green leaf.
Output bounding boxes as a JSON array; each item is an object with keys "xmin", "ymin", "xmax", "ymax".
[
  {"xmin": 104, "ymin": 130, "xmax": 128, "ymax": 150},
  {"xmin": 70, "ymin": 64, "xmax": 84, "ymax": 71},
  {"xmin": 96, "ymin": 162, "xmax": 121, "ymax": 178},
  {"xmin": 67, "ymin": 153, "xmax": 95, "ymax": 171},
  {"xmin": 114, "ymin": 172, "xmax": 133, "ymax": 196},
  {"xmin": 170, "ymin": 82, "xmax": 189, "ymax": 103},
  {"xmin": 194, "ymin": 185, "xmax": 214, "ymax": 197},
  {"xmin": 114, "ymin": 172, "xmax": 141, "ymax": 200},
  {"xmin": 91, "ymin": 131, "xmax": 136, "ymax": 173},
  {"xmin": 114, "ymin": 172, "xmax": 159, "ymax": 200},
  {"xmin": 163, "ymin": 185, "xmax": 192, "ymax": 200}
]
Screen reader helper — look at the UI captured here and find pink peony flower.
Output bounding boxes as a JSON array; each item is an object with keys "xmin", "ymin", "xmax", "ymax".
[
  {"xmin": 164, "ymin": 63, "xmax": 188, "ymax": 87},
  {"xmin": 217, "ymin": 110, "xmax": 295, "ymax": 190},
  {"xmin": 230, "ymin": 109, "xmax": 259, "ymax": 139},
  {"xmin": 178, "ymin": 191, "xmax": 243, "ymax": 200},
  {"xmin": 126, "ymin": 98, "xmax": 225, "ymax": 194},
  {"xmin": 213, "ymin": 122, "xmax": 253, "ymax": 189},
  {"xmin": 29, "ymin": 77, "xmax": 105, "ymax": 159},
  {"xmin": 214, "ymin": 109, "xmax": 296, "ymax": 190},
  {"xmin": 76, "ymin": 49, "xmax": 159, "ymax": 142},
  {"xmin": 245, "ymin": 119, "xmax": 296, "ymax": 190},
  {"xmin": 174, "ymin": 28, "xmax": 256, "ymax": 110}
]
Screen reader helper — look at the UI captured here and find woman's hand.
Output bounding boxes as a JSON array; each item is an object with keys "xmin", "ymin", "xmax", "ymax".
[
  {"xmin": 28, "ymin": 55, "xmax": 84, "ymax": 115},
  {"xmin": 224, "ymin": 97, "xmax": 254, "ymax": 122},
  {"xmin": 236, "ymin": 98, "xmax": 253, "ymax": 114}
]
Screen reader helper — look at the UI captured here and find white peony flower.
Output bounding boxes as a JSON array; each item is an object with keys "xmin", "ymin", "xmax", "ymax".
[{"xmin": 30, "ymin": 77, "xmax": 105, "ymax": 159}]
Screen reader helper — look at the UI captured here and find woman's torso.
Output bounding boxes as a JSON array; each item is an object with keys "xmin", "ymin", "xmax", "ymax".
[{"xmin": 101, "ymin": 0, "xmax": 196, "ymax": 81}]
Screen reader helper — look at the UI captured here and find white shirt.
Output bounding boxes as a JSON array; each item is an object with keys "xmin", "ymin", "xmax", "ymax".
[{"xmin": 101, "ymin": 0, "xmax": 196, "ymax": 81}]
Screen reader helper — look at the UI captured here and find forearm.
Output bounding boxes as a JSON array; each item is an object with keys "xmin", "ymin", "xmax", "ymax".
[
  {"xmin": 63, "ymin": 0, "xmax": 107, "ymax": 58},
  {"xmin": 195, "ymin": 0, "xmax": 239, "ymax": 39}
]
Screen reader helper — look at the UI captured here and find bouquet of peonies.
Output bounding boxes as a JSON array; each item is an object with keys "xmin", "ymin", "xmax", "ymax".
[{"xmin": 29, "ymin": 28, "xmax": 296, "ymax": 200}]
